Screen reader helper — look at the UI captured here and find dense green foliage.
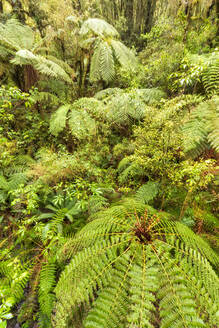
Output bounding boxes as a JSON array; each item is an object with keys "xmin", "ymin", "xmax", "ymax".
[{"xmin": 0, "ymin": 0, "xmax": 218, "ymax": 327}]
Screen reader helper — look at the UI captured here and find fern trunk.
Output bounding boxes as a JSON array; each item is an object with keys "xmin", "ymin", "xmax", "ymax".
[{"xmin": 24, "ymin": 65, "xmax": 38, "ymax": 91}]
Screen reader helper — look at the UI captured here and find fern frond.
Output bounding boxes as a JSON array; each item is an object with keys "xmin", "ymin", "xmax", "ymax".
[
  {"xmin": 49, "ymin": 104, "xmax": 71, "ymax": 136},
  {"xmin": 105, "ymin": 93, "xmax": 147, "ymax": 126},
  {"xmin": 175, "ymin": 223, "xmax": 219, "ymax": 269},
  {"xmin": 90, "ymin": 40, "xmax": 115, "ymax": 83},
  {"xmin": 46, "ymin": 55, "xmax": 75, "ymax": 79},
  {"xmin": 135, "ymin": 182, "xmax": 159, "ymax": 204},
  {"xmin": 38, "ymin": 260, "xmax": 56, "ymax": 328},
  {"xmin": 203, "ymin": 58, "xmax": 219, "ymax": 95},
  {"xmin": 136, "ymin": 88, "xmax": 167, "ymax": 105},
  {"xmin": 127, "ymin": 245, "xmax": 159, "ymax": 328},
  {"xmin": 118, "ymin": 162, "xmax": 145, "ymax": 184},
  {"xmin": 158, "ymin": 256, "xmax": 206, "ymax": 328},
  {"xmin": 207, "ymin": 96, "xmax": 219, "ymax": 152},
  {"xmin": 68, "ymin": 109, "xmax": 96, "ymax": 140},
  {"xmin": 11, "ymin": 50, "xmax": 72, "ymax": 83},
  {"xmin": 0, "ymin": 260, "xmax": 30, "ymax": 304},
  {"xmin": 0, "ymin": 175, "xmax": 9, "ymax": 191},
  {"xmin": 80, "ymin": 18, "xmax": 119, "ymax": 38},
  {"xmin": 111, "ymin": 39, "xmax": 137, "ymax": 68},
  {"xmin": 182, "ymin": 97, "xmax": 219, "ymax": 157},
  {"xmin": 94, "ymin": 88, "xmax": 123, "ymax": 100},
  {"xmin": 32, "ymin": 91, "xmax": 60, "ymax": 105},
  {"xmin": 84, "ymin": 254, "xmax": 130, "ymax": 328},
  {"xmin": 172, "ymin": 241, "xmax": 219, "ymax": 326},
  {"xmin": 0, "ymin": 45, "xmax": 11, "ymax": 58},
  {"xmin": 41, "ymin": 208, "xmax": 67, "ymax": 241},
  {"xmin": 0, "ymin": 18, "xmax": 34, "ymax": 51},
  {"xmin": 99, "ymin": 41, "xmax": 115, "ymax": 83},
  {"xmin": 8, "ymin": 173, "xmax": 28, "ymax": 191},
  {"xmin": 70, "ymin": 97, "xmax": 103, "ymax": 118},
  {"xmin": 88, "ymin": 195, "xmax": 109, "ymax": 215}
]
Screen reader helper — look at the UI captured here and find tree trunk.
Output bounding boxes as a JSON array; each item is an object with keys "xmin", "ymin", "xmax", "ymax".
[{"xmin": 0, "ymin": 1, "xmax": 3, "ymax": 13}]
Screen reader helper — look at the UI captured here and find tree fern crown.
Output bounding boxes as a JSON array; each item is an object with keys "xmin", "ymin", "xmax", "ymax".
[{"xmin": 53, "ymin": 200, "xmax": 219, "ymax": 328}]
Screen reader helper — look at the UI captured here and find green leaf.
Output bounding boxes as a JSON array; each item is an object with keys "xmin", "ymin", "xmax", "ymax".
[{"xmin": 49, "ymin": 104, "xmax": 71, "ymax": 136}]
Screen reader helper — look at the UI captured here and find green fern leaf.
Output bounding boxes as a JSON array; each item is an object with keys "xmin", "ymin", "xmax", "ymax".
[
  {"xmin": 38, "ymin": 260, "xmax": 56, "ymax": 328},
  {"xmin": 135, "ymin": 182, "xmax": 159, "ymax": 204},
  {"xmin": 11, "ymin": 51, "xmax": 72, "ymax": 83},
  {"xmin": 49, "ymin": 105, "xmax": 71, "ymax": 136},
  {"xmin": 68, "ymin": 109, "xmax": 96, "ymax": 140},
  {"xmin": 111, "ymin": 39, "xmax": 137, "ymax": 68},
  {"xmin": 0, "ymin": 18, "xmax": 34, "ymax": 51},
  {"xmin": 80, "ymin": 18, "xmax": 119, "ymax": 38},
  {"xmin": 203, "ymin": 58, "xmax": 219, "ymax": 95},
  {"xmin": 0, "ymin": 175, "xmax": 9, "ymax": 191},
  {"xmin": 90, "ymin": 41, "xmax": 115, "ymax": 83},
  {"xmin": 182, "ymin": 96, "xmax": 219, "ymax": 157}
]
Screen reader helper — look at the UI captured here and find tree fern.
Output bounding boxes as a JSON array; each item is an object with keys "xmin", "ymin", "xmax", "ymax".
[
  {"xmin": 79, "ymin": 18, "xmax": 137, "ymax": 84},
  {"xmin": 49, "ymin": 99, "xmax": 97, "ymax": 139},
  {"xmin": 49, "ymin": 89, "xmax": 163, "ymax": 136},
  {"xmin": 102, "ymin": 88, "xmax": 165, "ymax": 126},
  {"xmin": 94, "ymin": 88, "xmax": 123, "ymax": 100},
  {"xmin": 135, "ymin": 88, "xmax": 167, "ymax": 105},
  {"xmin": 0, "ymin": 19, "xmax": 72, "ymax": 85},
  {"xmin": 53, "ymin": 200, "xmax": 219, "ymax": 327},
  {"xmin": 69, "ymin": 97, "xmax": 103, "ymax": 118}
]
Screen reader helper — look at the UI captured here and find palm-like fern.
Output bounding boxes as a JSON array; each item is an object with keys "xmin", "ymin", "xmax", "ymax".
[
  {"xmin": 53, "ymin": 199, "xmax": 219, "ymax": 328},
  {"xmin": 0, "ymin": 19, "xmax": 72, "ymax": 84},
  {"xmin": 182, "ymin": 96, "xmax": 219, "ymax": 157},
  {"xmin": 105, "ymin": 88, "xmax": 166, "ymax": 126},
  {"xmin": 49, "ymin": 88, "xmax": 167, "ymax": 138},
  {"xmin": 96, "ymin": 87, "xmax": 166, "ymax": 127},
  {"xmin": 49, "ymin": 99, "xmax": 99, "ymax": 139},
  {"xmin": 79, "ymin": 18, "xmax": 137, "ymax": 84}
]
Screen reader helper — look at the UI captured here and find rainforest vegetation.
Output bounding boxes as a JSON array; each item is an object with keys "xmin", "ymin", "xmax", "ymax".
[{"xmin": 0, "ymin": 0, "xmax": 219, "ymax": 327}]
